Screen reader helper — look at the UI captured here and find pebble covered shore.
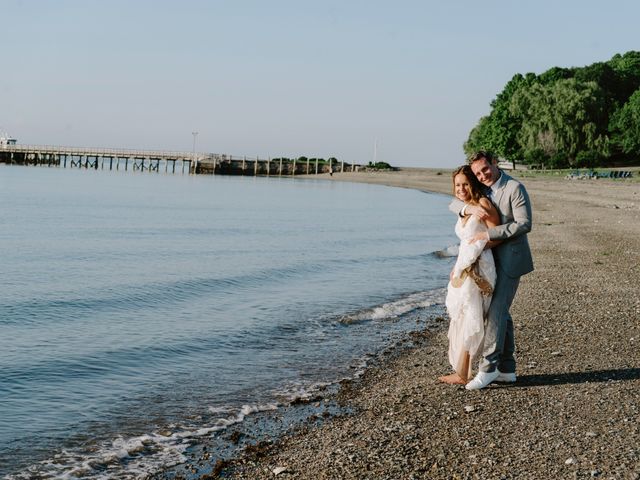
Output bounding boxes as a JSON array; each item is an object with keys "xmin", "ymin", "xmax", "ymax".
[{"xmin": 204, "ymin": 171, "xmax": 640, "ymax": 479}]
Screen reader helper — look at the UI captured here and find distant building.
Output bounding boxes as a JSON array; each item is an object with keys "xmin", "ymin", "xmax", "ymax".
[
  {"xmin": 0, "ymin": 132, "xmax": 17, "ymax": 147},
  {"xmin": 497, "ymin": 159, "xmax": 529, "ymax": 170}
]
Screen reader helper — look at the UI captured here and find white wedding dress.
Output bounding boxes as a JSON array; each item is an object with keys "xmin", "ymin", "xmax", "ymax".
[{"xmin": 445, "ymin": 215, "xmax": 497, "ymax": 376}]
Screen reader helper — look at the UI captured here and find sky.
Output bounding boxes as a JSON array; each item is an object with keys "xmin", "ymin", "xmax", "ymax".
[{"xmin": 2, "ymin": 0, "xmax": 638, "ymax": 168}]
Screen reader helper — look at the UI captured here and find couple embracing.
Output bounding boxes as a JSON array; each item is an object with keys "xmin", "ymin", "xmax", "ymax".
[{"xmin": 439, "ymin": 151, "xmax": 533, "ymax": 390}]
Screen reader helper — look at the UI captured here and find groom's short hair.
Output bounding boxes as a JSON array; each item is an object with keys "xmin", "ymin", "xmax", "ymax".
[{"xmin": 467, "ymin": 150, "xmax": 495, "ymax": 165}]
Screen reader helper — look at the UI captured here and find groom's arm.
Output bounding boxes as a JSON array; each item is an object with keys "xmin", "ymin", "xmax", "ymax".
[{"xmin": 487, "ymin": 183, "xmax": 532, "ymax": 241}]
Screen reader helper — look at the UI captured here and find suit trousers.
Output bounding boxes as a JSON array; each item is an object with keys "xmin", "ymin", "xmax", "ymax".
[{"xmin": 479, "ymin": 267, "xmax": 521, "ymax": 373}]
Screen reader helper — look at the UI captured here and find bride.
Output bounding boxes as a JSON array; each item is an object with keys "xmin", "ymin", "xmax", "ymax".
[{"xmin": 439, "ymin": 165, "xmax": 500, "ymax": 385}]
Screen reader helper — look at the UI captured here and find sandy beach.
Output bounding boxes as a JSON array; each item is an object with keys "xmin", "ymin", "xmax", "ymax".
[{"xmin": 205, "ymin": 168, "xmax": 640, "ymax": 479}]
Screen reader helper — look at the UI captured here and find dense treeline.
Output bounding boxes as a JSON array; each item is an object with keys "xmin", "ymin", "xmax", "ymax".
[{"xmin": 465, "ymin": 51, "xmax": 640, "ymax": 168}]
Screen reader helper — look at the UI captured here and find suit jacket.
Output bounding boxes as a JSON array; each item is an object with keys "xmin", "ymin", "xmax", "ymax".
[{"xmin": 449, "ymin": 171, "xmax": 534, "ymax": 279}]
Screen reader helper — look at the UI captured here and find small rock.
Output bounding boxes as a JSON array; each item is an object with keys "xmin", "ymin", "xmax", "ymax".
[
  {"xmin": 551, "ymin": 351, "xmax": 562, "ymax": 356},
  {"xmin": 272, "ymin": 466, "xmax": 288, "ymax": 476},
  {"xmin": 464, "ymin": 405, "xmax": 476, "ymax": 413},
  {"xmin": 565, "ymin": 457, "xmax": 577, "ymax": 465},
  {"xmin": 585, "ymin": 431, "xmax": 598, "ymax": 437}
]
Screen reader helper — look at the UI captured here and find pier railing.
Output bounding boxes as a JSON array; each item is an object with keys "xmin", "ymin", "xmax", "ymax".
[{"xmin": 0, "ymin": 144, "xmax": 202, "ymax": 158}]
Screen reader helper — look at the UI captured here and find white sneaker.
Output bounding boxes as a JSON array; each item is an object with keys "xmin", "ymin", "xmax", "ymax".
[
  {"xmin": 496, "ymin": 370, "xmax": 516, "ymax": 383},
  {"xmin": 465, "ymin": 370, "xmax": 500, "ymax": 390}
]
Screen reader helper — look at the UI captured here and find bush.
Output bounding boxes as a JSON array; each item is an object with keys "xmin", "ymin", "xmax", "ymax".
[
  {"xmin": 548, "ymin": 151, "xmax": 570, "ymax": 169},
  {"xmin": 575, "ymin": 150, "xmax": 604, "ymax": 168},
  {"xmin": 368, "ymin": 161, "xmax": 393, "ymax": 170}
]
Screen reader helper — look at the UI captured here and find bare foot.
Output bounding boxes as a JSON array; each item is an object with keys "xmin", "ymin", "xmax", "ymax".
[{"xmin": 438, "ymin": 373, "xmax": 467, "ymax": 385}]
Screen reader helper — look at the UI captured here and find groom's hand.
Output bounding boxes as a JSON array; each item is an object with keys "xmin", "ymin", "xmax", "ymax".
[{"xmin": 466, "ymin": 204, "xmax": 489, "ymax": 221}]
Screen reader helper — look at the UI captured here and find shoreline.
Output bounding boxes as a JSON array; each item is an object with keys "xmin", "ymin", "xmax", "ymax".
[{"xmin": 198, "ymin": 169, "xmax": 639, "ymax": 478}]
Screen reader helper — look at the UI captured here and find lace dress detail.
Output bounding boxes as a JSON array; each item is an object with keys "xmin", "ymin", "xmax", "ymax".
[{"xmin": 445, "ymin": 215, "xmax": 496, "ymax": 376}]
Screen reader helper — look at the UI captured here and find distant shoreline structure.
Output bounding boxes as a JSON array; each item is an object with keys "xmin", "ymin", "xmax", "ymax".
[
  {"xmin": 0, "ymin": 142, "xmax": 363, "ymax": 176},
  {"xmin": 0, "ymin": 131, "xmax": 17, "ymax": 147}
]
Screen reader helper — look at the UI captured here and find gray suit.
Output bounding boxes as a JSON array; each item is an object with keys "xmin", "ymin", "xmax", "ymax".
[{"xmin": 449, "ymin": 171, "xmax": 533, "ymax": 373}]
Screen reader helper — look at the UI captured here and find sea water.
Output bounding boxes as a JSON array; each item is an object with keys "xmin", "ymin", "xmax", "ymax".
[{"xmin": 0, "ymin": 165, "xmax": 456, "ymax": 478}]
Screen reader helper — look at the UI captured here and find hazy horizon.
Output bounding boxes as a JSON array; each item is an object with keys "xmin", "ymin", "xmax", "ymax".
[{"xmin": 2, "ymin": 0, "xmax": 638, "ymax": 168}]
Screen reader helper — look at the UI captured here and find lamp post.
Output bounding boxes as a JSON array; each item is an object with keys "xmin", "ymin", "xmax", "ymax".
[{"xmin": 192, "ymin": 131, "xmax": 198, "ymax": 173}]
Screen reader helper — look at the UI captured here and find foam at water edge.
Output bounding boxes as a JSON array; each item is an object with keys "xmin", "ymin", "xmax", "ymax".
[
  {"xmin": 434, "ymin": 244, "xmax": 459, "ymax": 258},
  {"xmin": 339, "ymin": 289, "xmax": 446, "ymax": 324},
  {"xmin": 272, "ymin": 380, "xmax": 335, "ymax": 404},
  {"xmin": 9, "ymin": 402, "xmax": 280, "ymax": 480}
]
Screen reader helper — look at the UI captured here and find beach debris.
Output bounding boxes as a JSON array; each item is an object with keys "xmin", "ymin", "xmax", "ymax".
[
  {"xmin": 565, "ymin": 457, "xmax": 577, "ymax": 465},
  {"xmin": 272, "ymin": 466, "xmax": 289, "ymax": 475},
  {"xmin": 463, "ymin": 405, "xmax": 476, "ymax": 413}
]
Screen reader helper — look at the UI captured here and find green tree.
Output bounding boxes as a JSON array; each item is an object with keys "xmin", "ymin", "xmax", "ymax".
[
  {"xmin": 609, "ymin": 88, "xmax": 640, "ymax": 155},
  {"xmin": 510, "ymin": 78, "xmax": 609, "ymax": 165},
  {"xmin": 463, "ymin": 115, "xmax": 491, "ymax": 154},
  {"xmin": 607, "ymin": 51, "xmax": 640, "ymax": 102},
  {"xmin": 465, "ymin": 51, "xmax": 640, "ymax": 167},
  {"xmin": 464, "ymin": 73, "xmax": 536, "ymax": 159},
  {"xmin": 537, "ymin": 66, "xmax": 574, "ymax": 85}
]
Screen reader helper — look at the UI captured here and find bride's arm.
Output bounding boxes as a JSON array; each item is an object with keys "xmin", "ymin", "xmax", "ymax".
[{"xmin": 478, "ymin": 197, "xmax": 500, "ymax": 227}]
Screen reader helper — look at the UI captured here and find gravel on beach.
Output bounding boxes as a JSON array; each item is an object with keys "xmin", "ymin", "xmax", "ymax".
[{"xmin": 206, "ymin": 170, "xmax": 640, "ymax": 479}]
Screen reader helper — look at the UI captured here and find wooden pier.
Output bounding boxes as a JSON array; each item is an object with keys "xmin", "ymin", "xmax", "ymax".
[{"xmin": 0, "ymin": 144, "xmax": 359, "ymax": 176}]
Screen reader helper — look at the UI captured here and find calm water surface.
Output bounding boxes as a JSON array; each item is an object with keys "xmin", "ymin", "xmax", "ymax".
[{"xmin": 0, "ymin": 165, "xmax": 455, "ymax": 478}]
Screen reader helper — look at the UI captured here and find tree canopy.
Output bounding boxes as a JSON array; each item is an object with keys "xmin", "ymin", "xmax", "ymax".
[{"xmin": 465, "ymin": 51, "xmax": 640, "ymax": 167}]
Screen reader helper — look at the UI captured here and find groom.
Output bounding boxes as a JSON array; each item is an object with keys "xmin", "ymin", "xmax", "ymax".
[{"xmin": 449, "ymin": 151, "xmax": 534, "ymax": 390}]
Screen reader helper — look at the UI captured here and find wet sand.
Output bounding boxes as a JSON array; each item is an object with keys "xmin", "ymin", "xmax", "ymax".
[{"xmin": 210, "ymin": 168, "xmax": 640, "ymax": 479}]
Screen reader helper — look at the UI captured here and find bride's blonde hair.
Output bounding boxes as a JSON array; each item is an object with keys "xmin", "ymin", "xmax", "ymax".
[{"xmin": 452, "ymin": 165, "xmax": 483, "ymax": 204}]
